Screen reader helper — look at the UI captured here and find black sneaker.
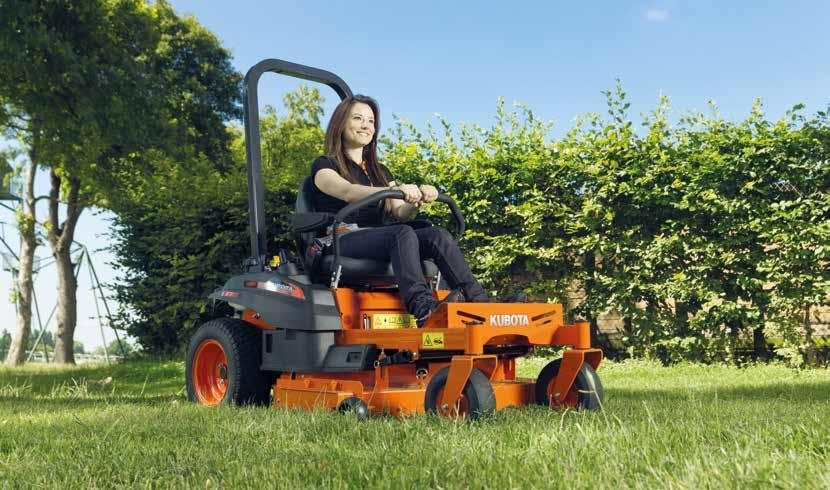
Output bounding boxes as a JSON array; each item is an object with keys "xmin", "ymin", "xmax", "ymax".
[{"xmin": 416, "ymin": 290, "xmax": 464, "ymax": 328}]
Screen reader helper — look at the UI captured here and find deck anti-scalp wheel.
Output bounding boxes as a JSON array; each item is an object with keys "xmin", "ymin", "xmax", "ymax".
[
  {"xmin": 424, "ymin": 367, "xmax": 496, "ymax": 420},
  {"xmin": 534, "ymin": 358, "xmax": 604, "ymax": 410},
  {"xmin": 186, "ymin": 318, "xmax": 275, "ymax": 406},
  {"xmin": 337, "ymin": 397, "xmax": 369, "ymax": 420}
]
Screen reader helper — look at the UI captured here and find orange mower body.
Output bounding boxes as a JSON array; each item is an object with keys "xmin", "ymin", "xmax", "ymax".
[
  {"xmin": 189, "ymin": 287, "xmax": 603, "ymax": 419},
  {"xmin": 273, "ymin": 289, "xmax": 602, "ymax": 417},
  {"xmin": 185, "ymin": 58, "xmax": 604, "ymax": 419}
]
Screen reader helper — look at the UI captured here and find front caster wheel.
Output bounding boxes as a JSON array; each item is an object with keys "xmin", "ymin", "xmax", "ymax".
[
  {"xmin": 337, "ymin": 397, "xmax": 369, "ymax": 420},
  {"xmin": 186, "ymin": 318, "xmax": 275, "ymax": 406},
  {"xmin": 424, "ymin": 367, "xmax": 496, "ymax": 420},
  {"xmin": 535, "ymin": 358, "xmax": 604, "ymax": 410}
]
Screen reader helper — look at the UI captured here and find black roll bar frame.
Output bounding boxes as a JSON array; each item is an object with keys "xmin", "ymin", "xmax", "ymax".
[{"xmin": 243, "ymin": 59, "xmax": 353, "ymax": 271}]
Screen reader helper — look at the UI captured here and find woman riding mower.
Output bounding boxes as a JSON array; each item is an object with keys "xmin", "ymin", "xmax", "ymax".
[{"xmin": 310, "ymin": 95, "xmax": 490, "ymax": 326}]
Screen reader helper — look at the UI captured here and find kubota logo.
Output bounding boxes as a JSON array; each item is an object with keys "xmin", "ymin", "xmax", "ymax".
[{"xmin": 489, "ymin": 314, "xmax": 529, "ymax": 327}]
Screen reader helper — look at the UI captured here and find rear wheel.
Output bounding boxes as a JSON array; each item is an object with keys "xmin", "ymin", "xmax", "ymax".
[
  {"xmin": 186, "ymin": 318, "xmax": 276, "ymax": 406},
  {"xmin": 534, "ymin": 358, "xmax": 603, "ymax": 410},
  {"xmin": 424, "ymin": 367, "xmax": 495, "ymax": 420}
]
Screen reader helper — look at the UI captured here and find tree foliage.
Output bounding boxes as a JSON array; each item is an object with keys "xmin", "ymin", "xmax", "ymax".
[
  {"xmin": 110, "ymin": 87, "xmax": 324, "ymax": 354},
  {"xmin": 0, "ymin": 0, "xmax": 242, "ymax": 363}
]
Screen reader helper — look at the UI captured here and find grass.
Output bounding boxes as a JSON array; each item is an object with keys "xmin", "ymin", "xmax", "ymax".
[{"xmin": 0, "ymin": 359, "xmax": 828, "ymax": 489}]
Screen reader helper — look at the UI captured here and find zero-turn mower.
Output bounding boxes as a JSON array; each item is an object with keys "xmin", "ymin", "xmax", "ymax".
[{"xmin": 185, "ymin": 59, "xmax": 604, "ymax": 419}]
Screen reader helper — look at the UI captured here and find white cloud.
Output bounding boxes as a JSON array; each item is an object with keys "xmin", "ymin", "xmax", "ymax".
[{"xmin": 645, "ymin": 8, "xmax": 670, "ymax": 23}]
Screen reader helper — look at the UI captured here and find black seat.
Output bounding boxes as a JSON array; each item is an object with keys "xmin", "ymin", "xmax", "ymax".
[{"xmin": 294, "ymin": 177, "xmax": 438, "ymax": 286}]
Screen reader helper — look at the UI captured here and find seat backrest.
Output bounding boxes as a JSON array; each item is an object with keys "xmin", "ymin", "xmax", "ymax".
[
  {"xmin": 294, "ymin": 177, "xmax": 318, "ymax": 257},
  {"xmin": 296, "ymin": 176, "xmax": 316, "ymax": 214}
]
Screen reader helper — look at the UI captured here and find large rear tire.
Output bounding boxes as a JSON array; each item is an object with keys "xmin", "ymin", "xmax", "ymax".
[
  {"xmin": 534, "ymin": 358, "xmax": 604, "ymax": 410},
  {"xmin": 186, "ymin": 318, "xmax": 275, "ymax": 406}
]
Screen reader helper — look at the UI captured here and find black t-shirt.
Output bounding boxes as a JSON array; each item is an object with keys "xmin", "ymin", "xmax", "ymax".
[{"xmin": 310, "ymin": 155, "xmax": 395, "ymax": 227}]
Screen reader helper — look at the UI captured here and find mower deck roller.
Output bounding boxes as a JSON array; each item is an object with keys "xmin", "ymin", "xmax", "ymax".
[{"xmin": 186, "ymin": 58, "xmax": 604, "ymax": 419}]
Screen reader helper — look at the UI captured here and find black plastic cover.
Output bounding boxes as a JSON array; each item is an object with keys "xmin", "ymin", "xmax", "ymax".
[
  {"xmin": 261, "ymin": 329, "xmax": 335, "ymax": 372},
  {"xmin": 322, "ymin": 344, "xmax": 378, "ymax": 372},
  {"xmin": 208, "ymin": 271, "xmax": 341, "ymax": 331}
]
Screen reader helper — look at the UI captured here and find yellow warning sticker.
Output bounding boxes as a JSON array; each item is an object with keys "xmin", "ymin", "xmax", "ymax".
[
  {"xmin": 421, "ymin": 332, "xmax": 445, "ymax": 349},
  {"xmin": 373, "ymin": 313, "xmax": 417, "ymax": 329}
]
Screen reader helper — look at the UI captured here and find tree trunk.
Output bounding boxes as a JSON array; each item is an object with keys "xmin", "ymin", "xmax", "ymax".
[
  {"xmin": 582, "ymin": 251, "xmax": 601, "ymax": 345},
  {"xmin": 752, "ymin": 326, "xmax": 768, "ymax": 361},
  {"xmin": 803, "ymin": 305, "xmax": 817, "ymax": 367},
  {"xmin": 49, "ymin": 169, "xmax": 83, "ymax": 365},
  {"xmin": 589, "ymin": 316, "xmax": 600, "ymax": 350},
  {"xmin": 52, "ymin": 243, "xmax": 78, "ymax": 363},
  {"xmin": 727, "ymin": 319, "xmax": 741, "ymax": 364},
  {"xmin": 5, "ymin": 153, "xmax": 38, "ymax": 366}
]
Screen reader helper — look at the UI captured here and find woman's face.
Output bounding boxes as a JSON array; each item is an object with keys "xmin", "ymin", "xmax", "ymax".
[{"xmin": 342, "ymin": 102, "xmax": 375, "ymax": 149}]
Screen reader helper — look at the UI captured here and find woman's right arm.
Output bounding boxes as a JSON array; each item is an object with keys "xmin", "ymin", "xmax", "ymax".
[
  {"xmin": 315, "ymin": 168, "xmax": 423, "ymax": 208},
  {"xmin": 314, "ymin": 168, "xmax": 389, "ymax": 203}
]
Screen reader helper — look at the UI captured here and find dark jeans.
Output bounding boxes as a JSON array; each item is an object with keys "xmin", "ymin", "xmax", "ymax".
[{"xmin": 338, "ymin": 224, "xmax": 487, "ymax": 316}]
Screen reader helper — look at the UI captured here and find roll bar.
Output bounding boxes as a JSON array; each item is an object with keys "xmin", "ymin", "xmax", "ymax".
[
  {"xmin": 329, "ymin": 190, "xmax": 465, "ymax": 287},
  {"xmin": 243, "ymin": 59, "xmax": 353, "ymax": 271}
]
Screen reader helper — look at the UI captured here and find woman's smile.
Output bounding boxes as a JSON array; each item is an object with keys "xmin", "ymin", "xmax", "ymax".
[{"xmin": 344, "ymin": 102, "xmax": 376, "ymax": 148}]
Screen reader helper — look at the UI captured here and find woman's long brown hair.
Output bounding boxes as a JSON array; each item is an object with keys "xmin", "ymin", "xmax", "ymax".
[{"xmin": 324, "ymin": 95, "xmax": 390, "ymax": 187}]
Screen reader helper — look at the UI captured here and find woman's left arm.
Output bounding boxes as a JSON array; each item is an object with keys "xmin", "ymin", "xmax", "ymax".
[
  {"xmin": 387, "ymin": 183, "xmax": 439, "ymax": 222},
  {"xmin": 386, "ymin": 180, "xmax": 420, "ymax": 222}
]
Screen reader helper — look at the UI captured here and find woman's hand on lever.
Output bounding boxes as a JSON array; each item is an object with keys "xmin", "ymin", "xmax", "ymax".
[
  {"xmin": 418, "ymin": 184, "xmax": 439, "ymax": 203},
  {"xmin": 392, "ymin": 183, "xmax": 423, "ymax": 205}
]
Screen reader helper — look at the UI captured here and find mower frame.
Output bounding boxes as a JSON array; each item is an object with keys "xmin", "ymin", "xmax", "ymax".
[{"xmin": 190, "ymin": 58, "xmax": 604, "ymax": 418}]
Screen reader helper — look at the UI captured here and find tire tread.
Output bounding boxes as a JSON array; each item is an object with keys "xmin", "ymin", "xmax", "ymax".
[
  {"xmin": 534, "ymin": 358, "xmax": 604, "ymax": 410},
  {"xmin": 424, "ymin": 367, "xmax": 496, "ymax": 420},
  {"xmin": 186, "ymin": 318, "xmax": 276, "ymax": 406}
]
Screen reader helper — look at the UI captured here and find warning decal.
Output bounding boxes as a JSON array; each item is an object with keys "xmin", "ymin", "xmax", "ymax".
[
  {"xmin": 421, "ymin": 332, "xmax": 445, "ymax": 349},
  {"xmin": 373, "ymin": 314, "xmax": 417, "ymax": 329}
]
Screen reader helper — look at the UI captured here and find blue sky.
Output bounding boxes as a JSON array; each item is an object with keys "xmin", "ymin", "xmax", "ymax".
[
  {"xmin": 174, "ymin": 0, "xmax": 829, "ymax": 129},
  {"xmin": 2, "ymin": 0, "xmax": 828, "ymax": 350}
]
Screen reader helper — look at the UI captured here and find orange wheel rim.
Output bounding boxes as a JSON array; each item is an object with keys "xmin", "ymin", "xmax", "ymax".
[
  {"xmin": 437, "ymin": 387, "xmax": 469, "ymax": 417},
  {"xmin": 547, "ymin": 379, "xmax": 579, "ymax": 408},
  {"xmin": 193, "ymin": 339, "xmax": 229, "ymax": 405}
]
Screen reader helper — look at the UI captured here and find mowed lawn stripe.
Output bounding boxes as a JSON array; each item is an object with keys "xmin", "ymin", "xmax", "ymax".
[{"xmin": 1, "ymin": 360, "xmax": 828, "ymax": 488}]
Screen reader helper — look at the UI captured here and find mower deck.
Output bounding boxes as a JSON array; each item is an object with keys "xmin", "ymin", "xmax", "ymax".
[
  {"xmin": 270, "ymin": 290, "xmax": 603, "ymax": 417},
  {"xmin": 273, "ymin": 368, "xmax": 538, "ymax": 417}
]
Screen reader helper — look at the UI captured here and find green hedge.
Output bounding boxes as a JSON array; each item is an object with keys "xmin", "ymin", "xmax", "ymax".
[
  {"xmin": 109, "ymin": 88, "xmax": 322, "ymax": 355},
  {"xmin": 384, "ymin": 88, "xmax": 830, "ymax": 364},
  {"xmin": 111, "ymin": 86, "xmax": 830, "ymax": 364}
]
